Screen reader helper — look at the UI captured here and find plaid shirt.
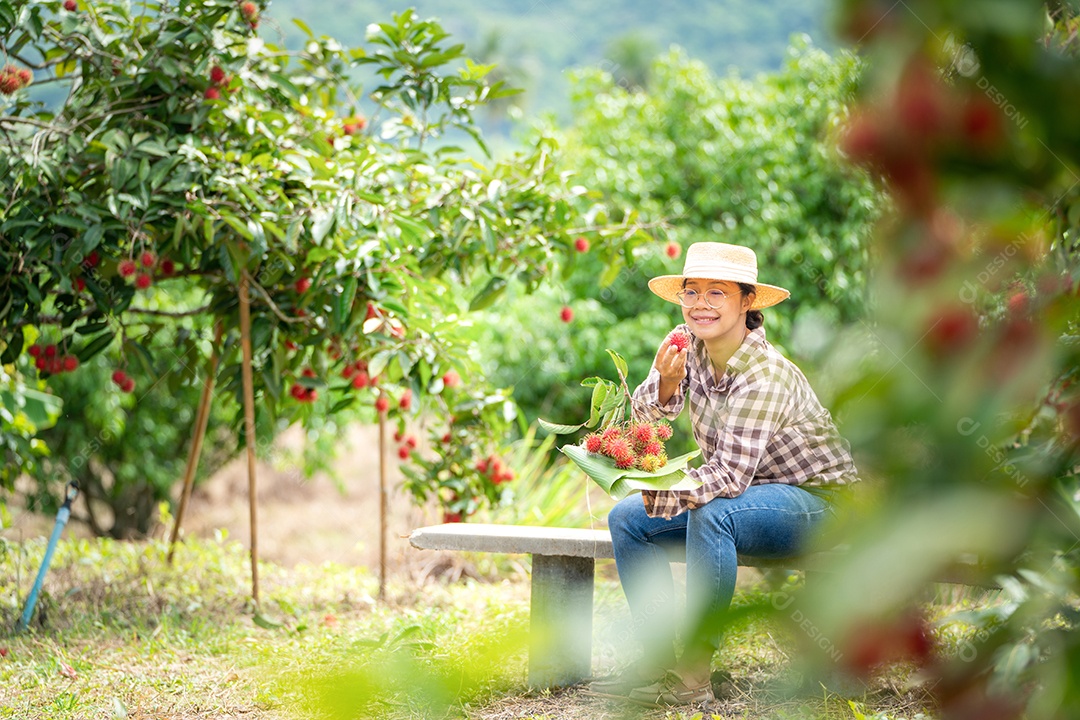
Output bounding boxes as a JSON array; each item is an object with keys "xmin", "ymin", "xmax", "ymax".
[{"xmin": 631, "ymin": 325, "xmax": 859, "ymax": 519}]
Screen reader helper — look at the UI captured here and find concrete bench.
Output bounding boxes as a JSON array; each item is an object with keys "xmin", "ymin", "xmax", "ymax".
[{"xmin": 407, "ymin": 522, "xmax": 993, "ymax": 688}]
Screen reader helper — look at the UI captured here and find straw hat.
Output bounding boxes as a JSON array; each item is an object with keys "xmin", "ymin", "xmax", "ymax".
[{"xmin": 648, "ymin": 242, "xmax": 790, "ymax": 310}]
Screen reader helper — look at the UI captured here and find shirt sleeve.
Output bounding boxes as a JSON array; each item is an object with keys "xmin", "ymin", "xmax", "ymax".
[
  {"xmin": 630, "ymin": 366, "xmax": 687, "ymax": 423},
  {"xmin": 647, "ymin": 372, "xmax": 790, "ymax": 518}
]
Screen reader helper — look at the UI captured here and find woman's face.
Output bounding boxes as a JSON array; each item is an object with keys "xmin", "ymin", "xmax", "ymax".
[{"xmin": 679, "ymin": 279, "xmax": 752, "ymax": 343}]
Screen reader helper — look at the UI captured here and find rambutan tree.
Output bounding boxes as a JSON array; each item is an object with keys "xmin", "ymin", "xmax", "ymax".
[
  {"xmin": 0, "ymin": 1, "xmax": 647, "ymax": 527},
  {"xmin": 771, "ymin": 1, "xmax": 1080, "ymax": 716}
]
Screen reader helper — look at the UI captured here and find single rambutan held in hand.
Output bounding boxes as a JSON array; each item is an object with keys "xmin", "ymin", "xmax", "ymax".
[{"xmin": 668, "ymin": 331, "xmax": 691, "ymax": 352}]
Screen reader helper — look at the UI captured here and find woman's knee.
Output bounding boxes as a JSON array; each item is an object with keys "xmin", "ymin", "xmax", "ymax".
[
  {"xmin": 689, "ymin": 500, "xmax": 738, "ymax": 537},
  {"xmin": 608, "ymin": 495, "xmax": 643, "ymax": 539}
]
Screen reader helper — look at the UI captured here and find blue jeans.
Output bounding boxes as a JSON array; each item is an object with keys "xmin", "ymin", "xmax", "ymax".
[{"xmin": 608, "ymin": 483, "xmax": 831, "ymax": 666}]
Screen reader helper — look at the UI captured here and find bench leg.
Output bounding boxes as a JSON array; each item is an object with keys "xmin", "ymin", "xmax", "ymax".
[{"xmin": 528, "ymin": 554, "xmax": 594, "ymax": 688}]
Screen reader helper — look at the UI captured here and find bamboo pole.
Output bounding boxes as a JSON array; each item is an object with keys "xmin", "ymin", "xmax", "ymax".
[
  {"xmin": 166, "ymin": 321, "xmax": 224, "ymax": 565},
  {"xmin": 378, "ymin": 396, "xmax": 388, "ymax": 600},
  {"xmin": 238, "ymin": 274, "xmax": 260, "ymax": 606}
]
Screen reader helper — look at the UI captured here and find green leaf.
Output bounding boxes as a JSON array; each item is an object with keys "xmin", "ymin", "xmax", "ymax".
[
  {"xmin": 292, "ymin": 17, "xmax": 313, "ymax": 37},
  {"xmin": 253, "ymin": 612, "xmax": 283, "ymax": 630},
  {"xmin": 81, "ymin": 225, "xmax": 104, "ymax": 256},
  {"xmin": 588, "ymin": 382, "xmax": 609, "ymax": 427},
  {"xmin": 0, "ymin": 387, "xmax": 62, "ymax": 430},
  {"xmin": 606, "ymin": 349, "xmax": 629, "ymax": 382},
  {"xmin": 77, "ymin": 330, "xmax": 115, "ymax": 363},
  {"xmin": 537, "ymin": 417, "xmax": 585, "ymax": 435},
  {"xmin": 333, "ymin": 275, "xmax": 358, "ymax": 332},
  {"xmin": 469, "ymin": 276, "xmax": 506, "ymax": 311},
  {"xmin": 560, "ymin": 444, "xmax": 702, "ymax": 499}
]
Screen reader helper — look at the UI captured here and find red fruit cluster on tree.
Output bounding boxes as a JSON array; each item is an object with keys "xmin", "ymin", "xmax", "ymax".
[
  {"xmin": 118, "ymin": 259, "xmax": 137, "ymax": 278},
  {"xmin": 28, "ymin": 344, "xmax": 79, "ymax": 375},
  {"xmin": 134, "ymin": 272, "xmax": 153, "ymax": 290},
  {"xmin": 667, "ymin": 330, "xmax": 691, "ymax": 352},
  {"xmin": 839, "ymin": 58, "xmax": 1006, "ymax": 217},
  {"xmin": 289, "ymin": 380, "xmax": 318, "ymax": 403},
  {"xmin": 209, "ymin": 65, "xmax": 227, "ymax": 87},
  {"xmin": 399, "ymin": 388, "xmax": 412, "ymax": 410},
  {"xmin": 665, "ymin": 242, "xmax": 681, "ymax": 259},
  {"xmin": 63, "ymin": 0, "xmax": 77, "ymax": 10},
  {"xmin": 0, "ymin": 64, "xmax": 32, "ymax": 95},
  {"xmin": 374, "ymin": 395, "xmax": 390, "ymax": 413},
  {"xmin": 896, "ymin": 208, "xmax": 963, "ymax": 285},
  {"xmin": 295, "ymin": 277, "xmax": 312, "ymax": 294},
  {"xmin": 111, "ymin": 369, "xmax": 136, "ymax": 393},
  {"xmin": 475, "ymin": 453, "xmax": 514, "ymax": 484},
  {"xmin": 204, "ymin": 87, "xmax": 221, "ymax": 100},
  {"xmin": 841, "ymin": 610, "xmax": 935, "ymax": 678},
  {"xmin": 342, "ymin": 117, "xmax": 366, "ymax": 135},
  {"xmin": 574, "ymin": 236, "xmax": 590, "ymax": 252},
  {"xmin": 560, "ymin": 306, "xmax": 573, "ymax": 323},
  {"xmin": 394, "ymin": 431, "xmax": 418, "ymax": 459},
  {"xmin": 923, "ymin": 306, "xmax": 980, "ymax": 358},
  {"xmin": 239, "ymin": 1, "xmax": 259, "ymax": 26},
  {"xmin": 441, "ymin": 369, "xmax": 461, "ymax": 388}
]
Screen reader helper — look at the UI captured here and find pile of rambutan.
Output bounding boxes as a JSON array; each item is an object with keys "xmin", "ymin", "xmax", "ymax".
[{"xmin": 581, "ymin": 421, "xmax": 674, "ymax": 473}]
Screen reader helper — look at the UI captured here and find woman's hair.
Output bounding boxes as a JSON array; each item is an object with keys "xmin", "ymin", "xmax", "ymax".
[{"xmin": 737, "ymin": 282, "xmax": 764, "ymax": 330}]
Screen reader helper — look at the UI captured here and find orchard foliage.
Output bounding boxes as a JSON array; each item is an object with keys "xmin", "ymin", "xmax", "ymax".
[
  {"xmin": 781, "ymin": 1, "xmax": 1080, "ymax": 717},
  {"xmin": 478, "ymin": 39, "xmax": 882, "ymax": 444},
  {"xmin": 0, "ymin": 1, "xmax": 644, "ymax": 521},
  {"xmin": 561, "ymin": 38, "xmax": 882, "ymax": 334}
]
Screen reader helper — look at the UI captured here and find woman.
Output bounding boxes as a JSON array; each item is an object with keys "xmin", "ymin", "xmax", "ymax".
[{"xmin": 592, "ymin": 242, "xmax": 859, "ymax": 707}]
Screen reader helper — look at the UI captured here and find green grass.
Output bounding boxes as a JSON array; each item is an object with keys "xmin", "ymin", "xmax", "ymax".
[{"xmin": 0, "ymin": 534, "xmax": 958, "ymax": 719}]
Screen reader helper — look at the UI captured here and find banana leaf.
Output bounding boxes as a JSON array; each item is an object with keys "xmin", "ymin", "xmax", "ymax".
[{"xmin": 559, "ymin": 443, "xmax": 702, "ymax": 500}]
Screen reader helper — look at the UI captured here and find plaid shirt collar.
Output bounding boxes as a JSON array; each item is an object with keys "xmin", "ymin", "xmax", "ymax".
[{"xmin": 694, "ymin": 326, "xmax": 766, "ymax": 390}]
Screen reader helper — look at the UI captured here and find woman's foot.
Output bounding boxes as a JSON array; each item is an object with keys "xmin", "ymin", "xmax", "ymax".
[
  {"xmin": 584, "ymin": 658, "xmax": 669, "ymax": 698},
  {"xmin": 626, "ymin": 669, "xmax": 715, "ymax": 707}
]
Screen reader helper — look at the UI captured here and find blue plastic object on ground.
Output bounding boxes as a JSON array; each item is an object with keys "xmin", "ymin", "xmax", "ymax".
[{"xmin": 16, "ymin": 482, "xmax": 79, "ymax": 633}]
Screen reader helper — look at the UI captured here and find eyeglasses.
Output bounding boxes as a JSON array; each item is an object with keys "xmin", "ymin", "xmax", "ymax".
[{"xmin": 675, "ymin": 289, "xmax": 732, "ymax": 309}]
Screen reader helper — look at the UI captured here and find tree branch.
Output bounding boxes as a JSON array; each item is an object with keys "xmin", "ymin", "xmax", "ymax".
[{"xmin": 245, "ymin": 271, "xmax": 306, "ymax": 324}]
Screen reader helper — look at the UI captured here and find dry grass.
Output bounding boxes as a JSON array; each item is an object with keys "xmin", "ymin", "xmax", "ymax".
[{"xmin": 0, "ymin": 534, "xmax": 958, "ymax": 720}]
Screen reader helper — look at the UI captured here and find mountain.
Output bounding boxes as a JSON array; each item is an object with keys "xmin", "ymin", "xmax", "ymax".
[{"xmin": 262, "ymin": 0, "xmax": 835, "ymax": 120}]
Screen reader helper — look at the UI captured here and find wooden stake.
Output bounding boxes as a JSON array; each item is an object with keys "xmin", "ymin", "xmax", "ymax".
[
  {"xmin": 238, "ymin": 274, "xmax": 260, "ymax": 606},
  {"xmin": 378, "ymin": 397, "xmax": 388, "ymax": 600},
  {"xmin": 167, "ymin": 321, "xmax": 224, "ymax": 565}
]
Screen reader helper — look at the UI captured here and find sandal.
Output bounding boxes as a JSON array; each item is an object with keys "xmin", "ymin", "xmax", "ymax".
[
  {"xmin": 627, "ymin": 669, "xmax": 715, "ymax": 707},
  {"xmin": 583, "ymin": 658, "xmax": 668, "ymax": 699}
]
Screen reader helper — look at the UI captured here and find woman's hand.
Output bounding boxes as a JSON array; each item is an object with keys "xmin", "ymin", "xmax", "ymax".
[{"xmin": 654, "ymin": 333, "xmax": 688, "ymax": 385}]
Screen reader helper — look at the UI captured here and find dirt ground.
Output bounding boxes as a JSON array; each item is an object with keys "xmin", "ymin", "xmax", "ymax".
[{"xmin": 3, "ymin": 420, "xmax": 438, "ymax": 574}]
